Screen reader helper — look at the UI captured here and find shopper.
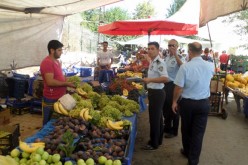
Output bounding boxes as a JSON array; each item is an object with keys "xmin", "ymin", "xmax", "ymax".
[
  {"xmin": 142, "ymin": 41, "xmax": 169, "ymax": 150},
  {"xmin": 40, "ymin": 40, "xmax": 75, "ymax": 126},
  {"xmin": 219, "ymin": 50, "xmax": 229, "ymax": 71},
  {"xmin": 201, "ymin": 47, "xmax": 213, "ymax": 62},
  {"xmin": 172, "ymin": 42, "xmax": 214, "ymax": 165},
  {"xmin": 163, "ymin": 39, "xmax": 184, "ymax": 138}
]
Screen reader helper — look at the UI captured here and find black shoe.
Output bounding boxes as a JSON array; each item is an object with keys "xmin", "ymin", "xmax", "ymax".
[
  {"xmin": 180, "ymin": 148, "xmax": 188, "ymax": 158},
  {"xmin": 147, "ymin": 140, "xmax": 162, "ymax": 146},
  {"xmin": 143, "ymin": 144, "xmax": 158, "ymax": 151},
  {"xmin": 164, "ymin": 134, "xmax": 176, "ymax": 138}
]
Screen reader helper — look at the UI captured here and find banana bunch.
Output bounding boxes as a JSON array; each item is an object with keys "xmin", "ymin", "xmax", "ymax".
[
  {"xmin": 76, "ymin": 88, "xmax": 87, "ymax": 96},
  {"xmin": 106, "ymin": 120, "xmax": 124, "ymax": 130},
  {"xmin": 80, "ymin": 108, "xmax": 92, "ymax": 121},
  {"xmin": 0, "ymin": 155, "xmax": 18, "ymax": 165},
  {"xmin": 126, "ymin": 71, "xmax": 134, "ymax": 77},
  {"xmin": 117, "ymin": 72, "xmax": 126, "ymax": 78},
  {"xmin": 133, "ymin": 72, "xmax": 142, "ymax": 78},
  {"xmin": 19, "ymin": 140, "xmax": 45, "ymax": 153},
  {"xmin": 132, "ymin": 82, "xmax": 143, "ymax": 90},
  {"xmin": 53, "ymin": 102, "xmax": 69, "ymax": 116}
]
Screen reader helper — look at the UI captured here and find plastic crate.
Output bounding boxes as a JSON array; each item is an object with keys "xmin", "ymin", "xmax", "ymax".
[
  {"xmin": 210, "ymin": 92, "xmax": 221, "ymax": 113},
  {"xmin": 6, "ymin": 99, "xmax": 31, "ymax": 115},
  {"xmin": 0, "ymin": 124, "xmax": 20, "ymax": 155},
  {"xmin": 5, "ymin": 77, "xmax": 27, "ymax": 99},
  {"xmin": 0, "ymin": 77, "xmax": 8, "ymax": 98}
]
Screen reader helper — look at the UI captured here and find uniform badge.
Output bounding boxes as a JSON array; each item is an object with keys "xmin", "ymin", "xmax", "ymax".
[
  {"xmin": 171, "ymin": 60, "xmax": 176, "ymax": 65},
  {"xmin": 158, "ymin": 66, "xmax": 163, "ymax": 72}
]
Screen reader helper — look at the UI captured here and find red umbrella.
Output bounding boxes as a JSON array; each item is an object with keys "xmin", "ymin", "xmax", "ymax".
[{"xmin": 98, "ymin": 19, "xmax": 198, "ymax": 41}]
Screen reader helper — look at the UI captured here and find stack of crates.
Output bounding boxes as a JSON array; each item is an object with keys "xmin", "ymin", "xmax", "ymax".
[
  {"xmin": 0, "ymin": 77, "xmax": 8, "ymax": 98},
  {"xmin": 210, "ymin": 92, "xmax": 221, "ymax": 113},
  {"xmin": 0, "ymin": 124, "xmax": 20, "ymax": 155},
  {"xmin": 6, "ymin": 77, "xmax": 27, "ymax": 99},
  {"xmin": 230, "ymin": 55, "xmax": 248, "ymax": 73}
]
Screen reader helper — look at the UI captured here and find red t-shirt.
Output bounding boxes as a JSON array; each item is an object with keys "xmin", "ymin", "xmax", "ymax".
[
  {"xmin": 40, "ymin": 56, "xmax": 66, "ymax": 99},
  {"xmin": 219, "ymin": 53, "xmax": 229, "ymax": 64}
]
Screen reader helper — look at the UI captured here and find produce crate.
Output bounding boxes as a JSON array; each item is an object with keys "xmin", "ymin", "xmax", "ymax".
[
  {"xmin": 210, "ymin": 80, "xmax": 223, "ymax": 93},
  {"xmin": 6, "ymin": 98, "xmax": 31, "ymax": 115},
  {"xmin": 0, "ymin": 109, "xmax": 11, "ymax": 125},
  {"xmin": 0, "ymin": 124, "xmax": 20, "ymax": 155},
  {"xmin": 0, "ymin": 77, "xmax": 9, "ymax": 98},
  {"xmin": 209, "ymin": 92, "xmax": 221, "ymax": 113}
]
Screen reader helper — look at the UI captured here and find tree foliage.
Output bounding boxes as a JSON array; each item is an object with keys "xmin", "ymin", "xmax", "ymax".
[
  {"xmin": 132, "ymin": 1, "xmax": 155, "ymax": 19},
  {"xmin": 223, "ymin": 10, "xmax": 248, "ymax": 36},
  {"xmin": 166, "ymin": 0, "xmax": 186, "ymax": 18}
]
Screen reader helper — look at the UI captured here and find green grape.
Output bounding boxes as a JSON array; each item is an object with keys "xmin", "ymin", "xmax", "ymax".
[
  {"xmin": 123, "ymin": 110, "xmax": 133, "ymax": 117},
  {"xmin": 80, "ymin": 83, "xmax": 93, "ymax": 93},
  {"xmin": 76, "ymin": 99, "xmax": 93, "ymax": 110},
  {"xmin": 68, "ymin": 76, "xmax": 81, "ymax": 87},
  {"xmin": 101, "ymin": 105, "xmax": 122, "ymax": 120},
  {"xmin": 98, "ymin": 95, "xmax": 110, "ymax": 108},
  {"xmin": 71, "ymin": 93, "xmax": 81, "ymax": 102}
]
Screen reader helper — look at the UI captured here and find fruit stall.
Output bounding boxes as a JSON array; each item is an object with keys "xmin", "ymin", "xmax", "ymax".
[
  {"xmin": 0, "ymin": 71, "xmax": 146, "ymax": 165},
  {"xmin": 223, "ymin": 73, "xmax": 248, "ymax": 117}
]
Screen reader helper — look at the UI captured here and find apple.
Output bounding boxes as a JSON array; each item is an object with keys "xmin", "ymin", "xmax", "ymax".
[
  {"xmin": 36, "ymin": 147, "xmax": 44, "ymax": 155},
  {"xmin": 52, "ymin": 154, "xmax": 61, "ymax": 163},
  {"xmin": 47, "ymin": 155, "xmax": 53, "ymax": 163},
  {"xmin": 20, "ymin": 158, "xmax": 27, "ymax": 164},
  {"xmin": 54, "ymin": 161, "xmax": 62, "ymax": 165},
  {"xmin": 113, "ymin": 160, "xmax": 122, "ymax": 165},
  {"xmin": 22, "ymin": 151, "xmax": 31, "ymax": 158},
  {"xmin": 64, "ymin": 161, "xmax": 73, "ymax": 165},
  {"xmin": 10, "ymin": 148, "xmax": 20, "ymax": 157},
  {"xmin": 78, "ymin": 159, "xmax": 86, "ymax": 165},
  {"xmin": 41, "ymin": 151, "xmax": 49, "ymax": 160},
  {"xmin": 86, "ymin": 158, "xmax": 95, "ymax": 165},
  {"xmin": 105, "ymin": 160, "xmax": 113, "ymax": 165},
  {"xmin": 98, "ymin": 156, "xmax": 107, "ymax": 164},
  {"xmin": 39, "ymin": 159, "xmax": 46, "ymax": 165},
  {"xmin": 32, "ymin": 153, "xmax": 41, "ymax": 162}
]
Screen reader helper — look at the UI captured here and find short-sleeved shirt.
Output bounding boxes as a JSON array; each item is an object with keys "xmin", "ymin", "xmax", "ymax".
[
  {"xmin": 165, "ymin": 54, "xmax": 184, "ymax": 82},
  {"xmin": 147, "ymin": 55, "xmax": 168, "ymax": 89},
  {"xmin": 174, "ymin": 56, "xmax": 215, "ymax": 100},
  {"xmin": 97, "ymin": 50, "xmax": 113, "ymax": 66},
  {"xmin": 40, "ymin": 56, "xmax": 66, "ymax": 99},
  {"xmin": 219, "ymin": 53, "xmax": 229, "ymax": 64}
]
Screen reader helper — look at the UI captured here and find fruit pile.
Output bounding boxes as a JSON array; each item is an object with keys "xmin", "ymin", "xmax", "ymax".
[{"xmin": 224, "ymin": 74, "xmax": 248, "ymax": 93}]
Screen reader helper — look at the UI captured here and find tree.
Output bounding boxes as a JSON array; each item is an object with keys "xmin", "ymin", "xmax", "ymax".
[
  {"xmin": 133, "ymin": 1, "xmax": 155, "ymax": 19},
  {"xmin": 223, "ymin": 10, "xmax": 248, "ymax": 36},
  {"xmin": 166, "ymin": 0, "xmax": 186, "ymax": 18}
]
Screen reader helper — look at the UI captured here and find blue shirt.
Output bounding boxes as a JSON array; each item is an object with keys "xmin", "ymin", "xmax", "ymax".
[
  {"xmin": 147, "ymin": 55, "xmax": 168, "ymax": 89},
  {"xmin": 165, "ymin": 55, "xmax": 184, "ymax": 82},
  {"xmin": 174, "ymin": 56, "xmax": 215, "ymax": 100}
]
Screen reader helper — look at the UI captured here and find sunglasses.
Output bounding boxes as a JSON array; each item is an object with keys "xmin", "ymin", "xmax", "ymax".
[{"xmin": 168, "ymin": 44, "xmax": 176, "ymax": 47}]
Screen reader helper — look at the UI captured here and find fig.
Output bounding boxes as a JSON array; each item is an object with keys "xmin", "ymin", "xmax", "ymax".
[
  {"xmin": 118, "ymin": 151, "xmax": 124, "ymax": 157},
  {"xmin": 77, "ymin": 151, "xmax": 84, "ymax": 156},
  {"xmin": 112, "ymin": 151, "xmax": 118, "ymax": 157}
]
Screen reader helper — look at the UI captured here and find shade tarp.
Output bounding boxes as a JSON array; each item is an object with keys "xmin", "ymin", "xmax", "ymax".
[{"xmin": 0, "ymin": 0, "xmax": 121, "ymax": 70}]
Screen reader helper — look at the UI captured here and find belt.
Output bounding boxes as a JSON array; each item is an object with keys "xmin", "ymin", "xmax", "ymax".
[
  {"xmin": 181, "ymin": 98, "xmax": 208, "ymax": 102},
  {"xmin": 148, "ymin": 88, "xmax": 163, "ymax": 91}
]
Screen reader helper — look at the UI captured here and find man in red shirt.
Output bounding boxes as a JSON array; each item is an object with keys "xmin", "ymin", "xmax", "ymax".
[
  {"xmin": 219, "ymin": 50, "xmax": 229, "ymax": 71},
  {"xmin": 40, "ymin": 40, "xmax": 75, "ymax": 125}
]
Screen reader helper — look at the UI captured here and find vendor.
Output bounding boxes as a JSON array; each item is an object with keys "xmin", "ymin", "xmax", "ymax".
[{"xmin": 40, "ymin": 40, "xmax": 75, "ymax": 126}]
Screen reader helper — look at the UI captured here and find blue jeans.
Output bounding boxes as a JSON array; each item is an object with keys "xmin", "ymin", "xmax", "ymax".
[{"xmin": 42, "ymin": 97, "xmax": 57, "ymax": 126}]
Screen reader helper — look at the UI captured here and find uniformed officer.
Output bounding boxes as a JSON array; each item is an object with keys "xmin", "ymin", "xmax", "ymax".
[
  {"xmin": 142, "ymin": 41, "xmax": 169, "ymax": 150},
  {"xmin": 163, "ymin": 39, "xmax": 184, "ymax": 138},
  {"xmin": 172, "ymin": 42, "xmax": 215, "ymax": 165}
]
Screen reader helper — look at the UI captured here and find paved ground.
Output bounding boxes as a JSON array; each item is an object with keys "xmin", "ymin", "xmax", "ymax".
[
  {"xmin": 5, "ymin": 94, "xmax": 248, "ymax": 165},
  {"xmin": 132, "ymin": 94, "xmax": 248, "ymax": 165}
]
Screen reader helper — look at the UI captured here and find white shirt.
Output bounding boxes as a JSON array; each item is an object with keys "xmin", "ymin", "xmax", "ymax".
[{"xmin": 97, "ymin": 50, "xmax": 113, "ymax": 66}]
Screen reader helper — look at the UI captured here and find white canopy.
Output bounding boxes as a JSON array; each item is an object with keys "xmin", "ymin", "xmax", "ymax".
[{"xmin": 0, "ymin": 0, "xmax": 121, "ymax": 71}]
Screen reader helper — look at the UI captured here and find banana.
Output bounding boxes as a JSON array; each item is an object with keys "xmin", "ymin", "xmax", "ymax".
[
  {"xmin": 83, "ymin": 108, "xmax": 92, "ymax": 121},
  {"xmin": 115, "ymin": 120, "xmax": 124, "ymax": 126},
  {"xmin": 80, "ymin": 108, "xmax": 87, "ymax": 120},
  {"xmin": 58, "ymin": 102, "xmax": 69, "ymax": 115},
  {"xmin": 19, "ymin": 140, "xmax": 45, "ymax": 153},
  {"xmin": 107, "ymin": 120, "xmax": 123, "ymax": 130},
  {"xmin": 53, "ymin": 102, "xmax": 61, "ymax": 114},
  {"xmin": 76, "ymin": 88, "xmax": 87, "ymax": 96},
  {"xmin": 0, "ymin": 155, "xmax": 18, "ymax": 165}
]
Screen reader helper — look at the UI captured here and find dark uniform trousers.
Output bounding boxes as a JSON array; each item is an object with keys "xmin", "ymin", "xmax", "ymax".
[
  {"xmin": 179, "ymin": 98, "xmax": 210, "ymax": 165},
  {"xmin": 148, "ymin": 88, "xmax": 165, "ymax": 148},
  {"xmin": 163, "ymin": 81, "xmax": 179, "ymax": 135}
]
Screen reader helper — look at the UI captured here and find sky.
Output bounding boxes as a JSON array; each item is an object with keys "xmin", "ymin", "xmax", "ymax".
[{"xmin": 105, "ymin": 0, "xmax": 173, "ymax": 19}]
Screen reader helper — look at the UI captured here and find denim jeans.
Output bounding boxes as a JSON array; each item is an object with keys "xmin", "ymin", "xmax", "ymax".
[{"xmin": 42, "ymin": 97, "xmax": 57, "ymax": 126}]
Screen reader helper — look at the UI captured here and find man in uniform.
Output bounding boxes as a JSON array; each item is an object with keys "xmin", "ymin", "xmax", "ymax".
[
  {"xmin": 163, "ymin": 39, "xmax": 184, "ymax": 138},
  {"xmin": 172, "ymin": 42, "xmax": 214, "ymax": 165},
  {"xmin": 142, "ymin": 42, "xmax": 169, "ymax": 150}
]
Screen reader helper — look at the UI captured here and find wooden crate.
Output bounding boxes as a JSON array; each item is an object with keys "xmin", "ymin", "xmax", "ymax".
[{"xmin": 210, "ymin": 80, "xmax": 223, "ymax": 93}]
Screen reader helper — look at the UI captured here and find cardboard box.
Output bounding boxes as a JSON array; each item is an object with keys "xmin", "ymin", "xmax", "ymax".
[
  {"xmin": 210, "ymin": 80, "xmax": 223, "ymax": 93},
  {"xmin": 0, "ymin": 109, "xmax": 11, "ymax": 125}
]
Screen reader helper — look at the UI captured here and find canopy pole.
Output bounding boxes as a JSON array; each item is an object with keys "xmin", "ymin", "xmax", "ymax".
[
  {"xmin": 207, "ymin": 23, "xmax": 217, "ymax": 70},
  {"xmin": 148, "ymin": 31, "xmax": 151, "ymax": 43}
]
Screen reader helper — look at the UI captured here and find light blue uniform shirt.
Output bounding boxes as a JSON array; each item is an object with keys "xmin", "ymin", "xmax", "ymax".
[
  {"xmin": 174, "ymin": 56, "xmax": 215, "ymax": 100},
  {"xmin": 147, "ymin": 55, "xmax": 168, "ymax": 89},
  {"xmin": 165, "ymin": 54, "xmax": 184, "ymax": 82}
]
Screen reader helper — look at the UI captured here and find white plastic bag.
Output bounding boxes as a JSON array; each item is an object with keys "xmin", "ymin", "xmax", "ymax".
[{"xmin": 58, "ymin": 94, "xmax": 76, "ymax": 110}]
